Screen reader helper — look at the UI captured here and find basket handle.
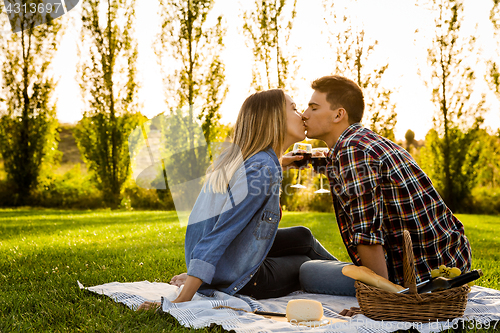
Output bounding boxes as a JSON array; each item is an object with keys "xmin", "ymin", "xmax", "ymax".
[{"xmin": 402, "ymin": 230, "xmax": 418, "ymax": 295}]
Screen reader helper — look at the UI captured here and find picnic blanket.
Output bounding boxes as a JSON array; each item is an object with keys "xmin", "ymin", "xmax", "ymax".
[{"xmin": 78, "ymin": 280, "xmax": 500, "ymax": 333}]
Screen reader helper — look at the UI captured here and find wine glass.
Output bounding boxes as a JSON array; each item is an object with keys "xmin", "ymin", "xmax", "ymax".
[
  {"xmin": 290, "ymin": 143, "xmax": 312, "ymax": 189},
  {"xmin": 312, "ymin": 148, "xmax": 330, "ymax": 194}
]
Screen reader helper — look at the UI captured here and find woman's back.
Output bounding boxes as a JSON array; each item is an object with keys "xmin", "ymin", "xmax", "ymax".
[{"xmin": 184, "ymin": 147, "xmax": 282, "ymax": 295}]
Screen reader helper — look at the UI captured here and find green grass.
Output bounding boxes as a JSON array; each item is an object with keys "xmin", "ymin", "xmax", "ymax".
[{"xmin": 1, "ymin": 209, "xmax": 499, "ymax": 332}]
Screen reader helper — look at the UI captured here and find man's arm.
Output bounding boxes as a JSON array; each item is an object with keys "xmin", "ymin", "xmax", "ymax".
[{"xmin": 356, "ymin": 244, "xmax": 388, "ymax": 280}]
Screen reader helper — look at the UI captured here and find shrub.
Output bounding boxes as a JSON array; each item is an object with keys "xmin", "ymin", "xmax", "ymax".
[
  {"xmin": 32, "ymin": 164, "xmax": 104, "ymax": 209},
  {"xmin": 122, "ymin": 181, "xmax": 175, "ymax": 210},
  {"xmin": 280, "ymin": 169, "xmax": 333, "ymax": 212},
  {"xmin": 469, "ymin": 186, "xmax": 500, "ymax": 215}
]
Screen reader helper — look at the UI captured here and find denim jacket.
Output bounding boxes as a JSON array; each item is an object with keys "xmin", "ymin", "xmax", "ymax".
[{"xmin": 184, "ymin": 147, "xmax": 282, "ymax": 296}]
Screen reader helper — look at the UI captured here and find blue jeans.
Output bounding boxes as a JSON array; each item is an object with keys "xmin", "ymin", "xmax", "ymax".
[{"xmin": 299, "ymin": 260, "xmax": 357, "ymax": 297}]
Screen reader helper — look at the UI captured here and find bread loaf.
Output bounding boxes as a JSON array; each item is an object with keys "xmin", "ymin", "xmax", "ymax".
[
  {"xmin": 342, "ymin": 265, "xmax": 405, "ymax": 293},
  {"xmin": 285, "ymin": 299, "xmax": 323, "ymax": 322}
]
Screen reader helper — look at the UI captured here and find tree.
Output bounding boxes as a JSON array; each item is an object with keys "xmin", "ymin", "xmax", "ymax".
[
  {"xmin": 0, "ymin": 1, "xmax": 64, "ymax": 205},
  {"xmin": 323, "ymin": 2, "xmax": 397, "ymax": 140},
  {"xmin": 74, "ymin": 0, "xmax": 142, "ymax": 207},
  {"xmin": 419, "ymin": 0, "xmax": 486, "ymax": 211},
  {"xmin": 405, "ymin": 129, "xmax": 415, "ymax": 151},
  {"xmin": 153, "ymin": 0, "xmax": 229, "ymax": 214},
  {"xmin": 242, "ymin": 0, "xmax": 298, "ymax": 92},
  {"xmin": 487, "ymin": 0, "xmax": 500, "ymax": 98},
  {"xmin": 468, "ymin": 129, "xmax": 500, "ymax": 189},
  {"xmin": 156, "ymin": 0, "xmax": 228, "ymax": 146}
]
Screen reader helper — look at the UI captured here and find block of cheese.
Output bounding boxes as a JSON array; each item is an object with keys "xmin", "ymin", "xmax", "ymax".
[
  {"xmin": 286, "ymin": 299, "xmax": 323, "ymax": 322},
  {"xmin": 342, "ymin": 265, "xmax": 405, "ymax": 293}
]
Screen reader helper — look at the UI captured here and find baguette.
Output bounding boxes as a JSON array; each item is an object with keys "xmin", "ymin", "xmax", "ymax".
[{"xmin": 342, "ymin": 265, "xmax": 405, "ymax": 293}]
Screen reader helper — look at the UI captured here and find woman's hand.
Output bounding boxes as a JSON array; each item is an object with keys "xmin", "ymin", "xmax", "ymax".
[
  {"xmin": 170, "ymin": 272, "xmax": 188, "ymax": 286},
  {"xmin": 171, "ymin": 275, "xmax": 203, "ymax": 303},
  {"xmin": 137, "ymin": 301, "xmax": 161, "ymax": 311},
  {"xmin": 281, "ymin": 150, "xmax": 306, "ymax": 170}
]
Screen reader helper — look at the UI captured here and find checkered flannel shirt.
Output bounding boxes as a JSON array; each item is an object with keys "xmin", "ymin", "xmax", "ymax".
[{"xmin": 326, "ymin": 123, "xmax": 472, "ymax": 285}]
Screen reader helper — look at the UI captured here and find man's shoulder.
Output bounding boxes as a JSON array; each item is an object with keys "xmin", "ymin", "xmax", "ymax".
[
  {"xmin": 337, "ymin": 127, "xmax": 384, "ymax": 155},
  {"xmin": 337, "ymin": 127, "xmax": 404, "ymax": 158}
]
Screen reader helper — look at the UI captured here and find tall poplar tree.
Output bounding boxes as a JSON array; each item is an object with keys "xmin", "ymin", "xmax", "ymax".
[
  {"xmin": 0, "ymin": 1, "xmax": 63, "ymax": 205},
  {"xmin": 419, "ymin": 0, "xmax": 485, "ymax": 211},
  {"xmin": 488, "ymin": 0, "xmax": 499, "ymax": 98},
  {"xmin": 242, "ymin": 0, "xmax": 298, "ymax": 91},
  {"xmin": 156, "ymin": 0, "xmax": 228, "ymax": 146},
  {"xmin": 153, "ymin": 0, "xmax": 228, "ymax": 212},
  {"xmin": 323, "ymin": 2, "xmax": 397, "ymax": 140},
  {"xmin": 75, "ymin": 0, "xmax": 142, "ymax": 207}
]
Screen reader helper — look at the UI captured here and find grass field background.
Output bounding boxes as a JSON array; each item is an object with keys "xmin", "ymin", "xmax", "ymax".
[{"xmin": 1, "ymin": 209, "xmax": 498, "ymax": 332}]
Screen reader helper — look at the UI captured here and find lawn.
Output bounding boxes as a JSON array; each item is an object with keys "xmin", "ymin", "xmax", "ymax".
[{"xmin": 0, "ymin": 209, "xmax": 498, "ymax": 332}]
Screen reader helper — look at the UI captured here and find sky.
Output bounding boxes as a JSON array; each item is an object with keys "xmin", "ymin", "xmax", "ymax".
[{"xmin": 8, "ymin": 0, "xmax": 500, "ymax": 141}]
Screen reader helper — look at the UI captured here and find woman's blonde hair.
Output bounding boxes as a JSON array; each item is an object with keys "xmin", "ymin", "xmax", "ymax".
[{"xmin": 206, "ymin": 89, "xmax": 287, "ymax": 193}]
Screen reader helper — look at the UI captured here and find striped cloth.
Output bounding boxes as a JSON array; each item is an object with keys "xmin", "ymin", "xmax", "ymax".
[
  {"xmin": 79, "ymin": 280, "xmax": 500, "ymax": 333},
  {"xmin": 326, "ymin": 123, "xmax": 472, "ymax": 285}
]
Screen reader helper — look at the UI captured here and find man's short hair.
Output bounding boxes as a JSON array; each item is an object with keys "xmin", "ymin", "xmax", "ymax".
[{"xmin": 311, "ymin": 76, "xmax": 364, "ymax": 124}]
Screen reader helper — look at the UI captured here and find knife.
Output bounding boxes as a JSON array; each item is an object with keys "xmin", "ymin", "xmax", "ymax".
[{"xmin": 254, "ymin": 310, "xmax": 286, "ymax": 317}]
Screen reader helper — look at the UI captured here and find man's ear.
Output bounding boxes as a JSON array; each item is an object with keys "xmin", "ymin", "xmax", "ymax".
[{"xmin": 333, "ymin": 108, "xmax": 348, "ymax": 124}]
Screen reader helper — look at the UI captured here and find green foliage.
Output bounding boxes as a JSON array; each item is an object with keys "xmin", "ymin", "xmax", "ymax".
[
  {"xmin": 74, "ymin": 113, "xmax": 145, "ymax": 207},
  {"xmin": 420, "ymin": 124, "xmax": 485, "ymax": 212},
  {"xmin": 488, "ymin": 61, "xmax": 500, "ymax": 97},
  {"xmin": 280, "ymin": 169, "xmax": 333, "ymax": 213},
  {"xmin": 32, "ymin": 164, "xmax": 103, "ymax": 209},
  {"xmin": 0, "ymin": 3, "xmax": 64, "ymax": 205},
  {"xmin": 466, "ymin": 130, "xmax": 500, "ymax": 188},
  {"xmin": 123, "ymin": 185, "xmax": 175, "ymax": 211},
  {"xmin": 489, "ymin": 0, "xmax": 500, "ymax": 98},
  {"xmin": 419, "ymin": 0, "xmax": 486, "ymax": 212},
  {"xmin": 76, "ymin": 0, "xmax": 143, "ymax": 208},
  {"xmin": 242, "ymin": 0, "xmax": 298, "ymax": 92},
  {"xmin": 156, "ymin": 0, "xmax": 228, "ymax": 145},
  {"xmin": 323, "ymin": 2, "xmax": 397, "ymax": 140},
  {"xmin": 469, "ymin": 187, "xmax": 500, "ymax": 215}
]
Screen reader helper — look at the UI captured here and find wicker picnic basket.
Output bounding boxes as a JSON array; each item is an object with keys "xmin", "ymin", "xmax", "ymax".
[{"xmin": 354, "ymin": 230, "xmax": 470, "ymax": 322}]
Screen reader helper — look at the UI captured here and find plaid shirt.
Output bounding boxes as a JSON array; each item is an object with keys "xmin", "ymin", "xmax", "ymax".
[{"xmin": 326, "ymin": 123, "xmax": 472, "ymax": 285}]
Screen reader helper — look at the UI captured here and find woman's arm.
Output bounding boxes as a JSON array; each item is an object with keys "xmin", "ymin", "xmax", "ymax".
[
  {"xmin": 172, "ymin": 275, "xmax": 203, "ymax": 303},
  {"xmin": 137, "ymin": 275, "xmax": 202, "ymax": 310}
]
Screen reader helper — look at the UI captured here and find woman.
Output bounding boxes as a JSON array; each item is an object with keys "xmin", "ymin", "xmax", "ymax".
[{"xmin": 139, "ymin": 89, "xmax": 336, "ymax": 309}]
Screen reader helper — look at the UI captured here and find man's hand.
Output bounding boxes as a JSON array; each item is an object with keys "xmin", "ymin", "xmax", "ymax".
[{"xmin": 170, "ymin": 272, "xmax": 188, "ymax": 287}]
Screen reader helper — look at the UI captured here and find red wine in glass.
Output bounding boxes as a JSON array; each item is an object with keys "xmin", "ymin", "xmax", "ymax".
[
  {"xmin": 293, "ymin": 152, "xmax": 312, "ymax": 168},
  {"xmin": 311, "ymin": 156, "xmax": 327, "ymax": 173}
]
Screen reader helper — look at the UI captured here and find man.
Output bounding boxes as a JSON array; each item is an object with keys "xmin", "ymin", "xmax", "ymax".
[{"xmin": 299, "ymin": 75, "xmax": 472, "ymax": 293}]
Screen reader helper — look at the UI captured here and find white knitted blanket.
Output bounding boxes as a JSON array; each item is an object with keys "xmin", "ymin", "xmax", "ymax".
[{"xmin": 78, "ymin": 281, "xmax": 500, "ymax": 333}]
